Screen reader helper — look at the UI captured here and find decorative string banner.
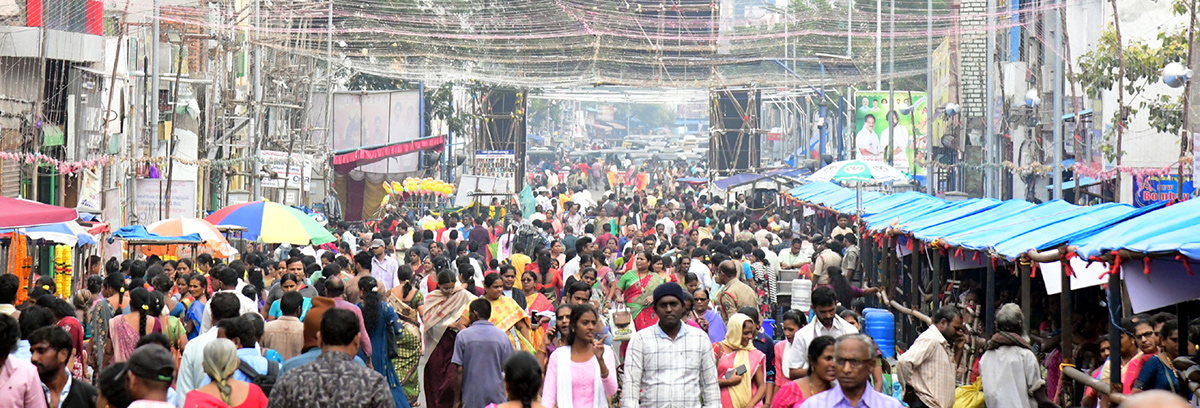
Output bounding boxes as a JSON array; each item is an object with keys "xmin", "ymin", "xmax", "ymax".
[
  {"xmin": 128, "ymin": 0, "xmax": 1086, "ymax": 88},
  {"xmin": 0, "ymin": 151, "xmax": 334, "ymax": 177}
]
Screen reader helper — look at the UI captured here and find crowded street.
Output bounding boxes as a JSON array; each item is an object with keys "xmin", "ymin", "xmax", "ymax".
[{"xmin": 1, "ymin": 0, "xmax": 1200, "ymax": 407}]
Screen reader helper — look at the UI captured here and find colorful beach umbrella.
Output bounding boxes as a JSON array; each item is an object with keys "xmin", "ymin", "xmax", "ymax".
[
  {"xmin": 146, "ymin": 218, "xmax": 238, "ymax": 258},
  {"xmin": 205, "ymin": 201, "xmax": 336, "ymax": 245}
]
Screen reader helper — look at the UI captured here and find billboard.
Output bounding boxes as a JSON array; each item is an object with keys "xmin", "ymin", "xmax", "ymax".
[
  {"xmin": 259, "ymin": 150, "xmax": 312, "ymax": 190},
  {"xmin": 931, "ymin": 39, "xmax": 956, "ymax": 148},
  {"xmin": 1133, "ymin": 175, "xmax": 1193, "ymax": 208},
  {"xmin": 854, "ymin": 91, "xmax": 928, "ymax": 175},
  {"xmin": 331, "ymin": 90, "xmax": 422, "ymax": 174},
  {"xmin": 134, "ymin": 179, "xmax": 196, "ymax": 224}
]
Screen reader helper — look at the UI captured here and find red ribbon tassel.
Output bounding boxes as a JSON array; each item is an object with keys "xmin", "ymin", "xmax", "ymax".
[
  {"xmin": 955, "ymin": 248, "xmax": 964, "ymax": 260},
  {"xmin": 1177, "ymin": 255, "xmax": 1193, "ymax": 276},
  {"xmin": 907, "ymin": 239, "xmax": 913, "ymax": 251},
  {"xmin": 973, "ymin": 251, "xmax": 980, "ymax": 262},
  {"xmin": 1030, "ymin": 262, "xmax": 1039, "ymax": 278},
  {"xmin": 1143, "ymin": 257, "xmax": 1152, "ymax": 275}
]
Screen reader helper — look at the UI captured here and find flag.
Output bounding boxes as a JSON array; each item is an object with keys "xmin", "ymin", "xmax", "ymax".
[{"xmin": 519, "ymin": 185, "xmax": 537, "ymax": 218}]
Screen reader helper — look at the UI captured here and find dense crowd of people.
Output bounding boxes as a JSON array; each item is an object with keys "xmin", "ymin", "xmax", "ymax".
[{"xmin": 1, "ymin": 158, "xmax": 1198, "ymax": 408}]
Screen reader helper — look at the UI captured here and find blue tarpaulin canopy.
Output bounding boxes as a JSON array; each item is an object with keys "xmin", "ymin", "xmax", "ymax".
[
  {"xmin": 109, "ymin": 226, "xmax": 205, "ymax": 244},
  {"xmin": 893, "ymin": 199, "xmax": 1003, "ymax": 236},
  {"xmin": 713, "ymin": 173, "xmax": 765, "ymax": 190},
  {"xmin": 1075, "ymin": 199, "xmax": 1200, "ymax": 259},
  {"xmin": 988, "ymin": 202, "xmax": 1140, "ymax": 259},
  {"xmin": 863, "ymin": 200, "xmax": 959, "ymax": 231},
  {"xmin": 910, "ymin": 199, "xmax": 1034, "ymax": 241}
]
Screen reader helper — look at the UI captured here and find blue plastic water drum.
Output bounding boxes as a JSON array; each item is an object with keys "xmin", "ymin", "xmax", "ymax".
[
  {"xmin": 863, "ymin": 308, "xmax": 896, "ymax": 358},
  {"xmin": 762, "ymin": 318, "xmax": 775, "ymax": 339}
]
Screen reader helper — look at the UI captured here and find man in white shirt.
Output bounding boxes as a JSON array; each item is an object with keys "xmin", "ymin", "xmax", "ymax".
[
  {"xmin": 337, "ymin": 223, "xmax": 358, "ymax": 253},
  {"xmin": 885, "ymin": 111, "xmax": 911, "ymax": 171},
  {"xmin": 655, "ymin": 211, "xmax": 676, "ymax": 237},
  {"xmin": 856, "ymin": 113, "xmax": 883, "ymax": 161},
  {"xmin": 688, "ymin": 248, "xmax": 714, "ymax": 290},
  {"xmin": 177, "ymin": 292, "xmax": 243, "ymax": 407},
  {"xmin": 200, "ymin": 266, "xmax": 260, "ymax": 334},
  {"xmin": 785, "ymin": 286, "xmax": 858, "ymax": 379}
]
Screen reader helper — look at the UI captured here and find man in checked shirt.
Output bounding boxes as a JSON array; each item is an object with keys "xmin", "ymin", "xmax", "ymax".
[{"xmin": 621, "ymin": 282, "xmax": 720, "ymax": 408}]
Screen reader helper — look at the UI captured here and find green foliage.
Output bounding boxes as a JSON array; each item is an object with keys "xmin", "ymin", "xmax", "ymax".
[
  {"xmin": 425, "ymin": 83, "xmax": 467, "ymax": 138},
  {"xmin": 1074, "ymin": 16, "xmax": 1194, "ymax": 162}
]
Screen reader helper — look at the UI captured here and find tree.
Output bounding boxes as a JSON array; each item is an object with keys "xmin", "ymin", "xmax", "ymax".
[{"xmin": 1074, "ymin": 4, "xmax": 1193, "ymax": 163}]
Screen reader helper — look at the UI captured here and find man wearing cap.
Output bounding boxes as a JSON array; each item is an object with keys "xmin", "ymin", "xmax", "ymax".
[
  {"xmin": 370, "ymin": 238, "xmax": 401, "ymax": 290},
  {"xmin": 621, "ymin": 283, "xmax": 720, "ymax": 408},
  {"xmin": 126, "ymin": 344, "xmax": 177, "ymax": 408},
  {"xmin": 271, "ymin": 308, "xmax": 392, "ymax": 408}
]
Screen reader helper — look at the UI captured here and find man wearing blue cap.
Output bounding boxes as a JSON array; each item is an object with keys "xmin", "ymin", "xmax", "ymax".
[{"xmin": 621, "ymin": 282, "xmax": 720, "ymax": 408}]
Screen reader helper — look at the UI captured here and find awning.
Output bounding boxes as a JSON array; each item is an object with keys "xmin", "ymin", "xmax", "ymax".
[
  {"xmin": 588, "ymin": 122, "xmax": 613, "ymax": 131},
  {"xmin": 333, "ymin": 136, "xmax": 443, "ymax": 173},
  {"xmin": 676, "ymin": 177, "xmax": 708, "ymax": 185},
  {"xmin": 109, "ymin": 225, "xmax": 205, "ymax": 245},
  {"xmin": 0, "ymin": 197, "xmax": 79, "ymax": 229},
  {"xmin": 713, "ymin": 173, "xmax": 763, "ymax": 190}
]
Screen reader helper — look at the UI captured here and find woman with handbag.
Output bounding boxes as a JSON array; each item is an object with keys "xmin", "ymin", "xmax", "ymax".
[{"xmin": 357, "ymin": 276, "xmax": 410, "ymax": 408}]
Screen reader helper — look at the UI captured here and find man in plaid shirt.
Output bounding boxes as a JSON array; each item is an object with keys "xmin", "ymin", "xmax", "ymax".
[{"xmin": 621, "ymin": 283, "xmax": 720, "ymax": 408}]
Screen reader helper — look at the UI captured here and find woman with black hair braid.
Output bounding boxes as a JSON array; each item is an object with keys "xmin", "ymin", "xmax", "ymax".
[
  {"xmin": 185, "ymin": 337, "xmax": 268, "ymax": 408},
  {"xmin": 106, "ymin": 287, "xmax": 162, "ymax": 363},
  {"xmin": 87, "ymin": 273, "xmax": 127, "ymax": 375},
  {"xmin": 490, "ymin": 352, "xmax": 547, "ymax": 408},
  {"xmin": 358, "ymin": 276, "xmax": 410, "ymax": 408}
]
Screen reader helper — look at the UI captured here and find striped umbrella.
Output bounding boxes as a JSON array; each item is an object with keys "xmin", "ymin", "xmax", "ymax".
[
  {"xmin": 205, "ymin": 201, "xmax": 336, "ymax": 245},
  {"xmin": 146, "ymin": 218, "xmax": 238, "ymax": 258}
]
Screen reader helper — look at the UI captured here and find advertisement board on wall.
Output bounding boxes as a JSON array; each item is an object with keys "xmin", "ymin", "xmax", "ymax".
[
  {"xmin": 330, "ymin": 90, "xmax": 422, "ymax": 174},
  {"xmin": 1133, "ymin": 175, "xmax": 1194, "ymax": 208},
  {"xmin": 134, "ymin": 179, "xmax": 196, "ymax": 224},
  {"xmin": 259, "ymin": 150, "xmax": 312, "ymax": 190},
  {"xmin": 853, "ymin": 91, "xmax": 929, "ymax": 174}
]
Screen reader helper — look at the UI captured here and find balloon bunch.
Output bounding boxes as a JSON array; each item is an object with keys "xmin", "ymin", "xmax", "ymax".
[
  {"xmin": 379, "ymin": 178, "xmax": 457, "ymax": 208},
  {"xmin": 382, "ymin": 178, "xmax": 455, "ymax": 198}
]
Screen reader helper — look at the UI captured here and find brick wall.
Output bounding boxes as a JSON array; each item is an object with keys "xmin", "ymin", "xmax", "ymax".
[{"xmin": 959, "ymin": 0, "xmax": 989, "ymax": 130}]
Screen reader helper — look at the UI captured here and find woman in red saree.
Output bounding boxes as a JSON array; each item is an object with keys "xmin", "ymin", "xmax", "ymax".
[
  {"xmin": 421, "ymin": 270, "xmax": 475, "ymax": 408},
  {"xmin": 616, "ymin": 250, "xmax": 665, "ymax": 331}
]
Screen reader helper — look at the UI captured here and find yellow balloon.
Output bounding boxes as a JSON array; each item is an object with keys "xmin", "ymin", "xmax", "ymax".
[
  {"xmin": 391, "ymin": 181, "xmax": 403, "ymax": 194},
  {"xmin": 382, "ymin": 182, "xmax": 393, "ymax": 195},
  {"xmin": 380, "ymin": 195, "xmax": 390, "ymax": 207}
]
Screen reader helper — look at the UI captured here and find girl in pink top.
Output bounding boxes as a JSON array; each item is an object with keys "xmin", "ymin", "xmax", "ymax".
[{"xmin": 540, "ymin": 304, "xmax": 618, "ymax": 408}]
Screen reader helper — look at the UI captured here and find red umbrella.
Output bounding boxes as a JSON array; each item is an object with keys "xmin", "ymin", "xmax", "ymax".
[{"xmin": 0, "ymin": 197, "xmax": 79, "ymax": 229}]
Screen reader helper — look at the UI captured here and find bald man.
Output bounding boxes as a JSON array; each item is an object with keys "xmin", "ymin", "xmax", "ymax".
[{"xmin": 1122, "ymin": 390, "xmax": 1191, "ymax": 408}]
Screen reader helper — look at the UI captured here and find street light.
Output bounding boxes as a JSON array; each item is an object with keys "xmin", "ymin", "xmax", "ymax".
[{"xmin": 1163, "ymin": 62, "xmax": 1193, "ymax": 88}]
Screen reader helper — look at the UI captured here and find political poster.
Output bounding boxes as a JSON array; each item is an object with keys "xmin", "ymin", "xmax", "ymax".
[{"xmin": 853, "ymin": 90, "xmax": 928, "ymax": 175}]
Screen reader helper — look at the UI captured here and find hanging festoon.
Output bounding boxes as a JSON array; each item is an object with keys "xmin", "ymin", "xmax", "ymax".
[{"xmin": 54, "ymin": 245, "xmax": 73, "ymax": 299}]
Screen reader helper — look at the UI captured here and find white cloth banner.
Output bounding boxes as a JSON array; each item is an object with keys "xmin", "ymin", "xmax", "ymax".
[{"xmin": 1039, "ymin": 257, "xmax": 1111, "ymax": 295}]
